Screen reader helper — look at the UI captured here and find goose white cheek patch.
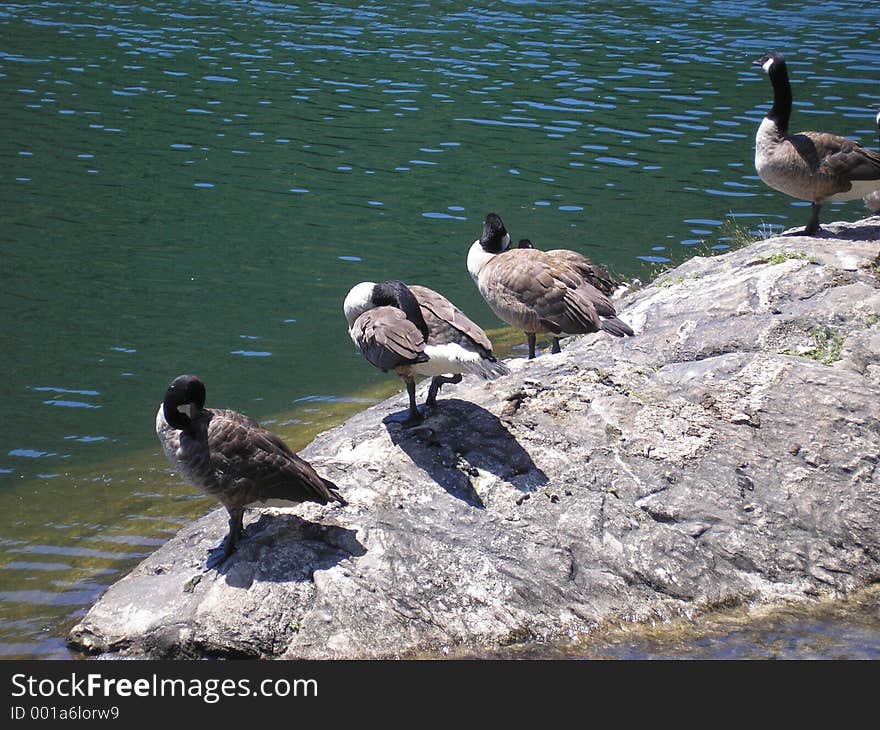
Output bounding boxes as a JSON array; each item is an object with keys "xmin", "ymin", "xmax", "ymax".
[
  {"xmin": 762, "ymin": 57, "xmax": 774, "ymax": 73},
  {"xmin": 177, "ymin": 403, "xmax": 196, "ymax": 419}
]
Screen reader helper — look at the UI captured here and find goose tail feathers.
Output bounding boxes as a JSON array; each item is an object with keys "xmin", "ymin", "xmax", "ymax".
[{"xmin": 601, "ymin": 317, "xmax": 635, "ymax": 338}]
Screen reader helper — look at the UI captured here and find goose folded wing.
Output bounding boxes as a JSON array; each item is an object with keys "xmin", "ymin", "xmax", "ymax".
[
  {"xmin": 577, "ymin": 281, "xmax": 619, "ymax": 319},
  {"xmin": 410, "ymin": 285, "xmax": 495, "ymax": 353},
  {"xmin": 353, "ymin": 307, "xmax": 427, "ymax": 370},
  {"xmin": 819, "ymin": 142, "xmax": 880, "ymax": 181},
  {"xmin": 560, "ymin": 287, "xmax": 603, "ymax": 332},
  {"xmin": 209, "ymin": 417, "xmax": 336, "ymax": 504},
  {"xmin": 511, "ymin": 264, "xmax": 599, "ymax": 334},
  {"xmin": 795, "ymin": 132, "xmax": 880, "ymax": 181},
  {"xmin": 496, "ymin": 257, "xmax": 606, "ymax": 334},
  {"xmin": 484, "ymin": 259, "xmax": 564, "ymax": 332},
  {"xmin": 248, "ymin": 431, "xmax": 337, "ymax": 504}
]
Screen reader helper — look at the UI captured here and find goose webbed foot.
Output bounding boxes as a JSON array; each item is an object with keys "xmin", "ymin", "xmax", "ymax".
[
  {"xmin": 426, "ymin": 374, "xmax": 463, "ymax": 407},
  {"xmin": 205, "ymin": 541, "xmax": 234, "ymax": 571},
  {"xmin": 386, "ymin": 405, "xmax": 425, "ymax": 427},
  {"xmin": 400, "ymin": 411, "xmax": 424, "ymax": 428}
]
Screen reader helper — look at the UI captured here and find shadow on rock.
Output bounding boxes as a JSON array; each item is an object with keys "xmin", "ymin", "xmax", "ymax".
[
  {"xmin": 830, "ymin": 222, "xmax": 880, "ymax": 241},
  {"xmin": 384, "ymin": 398, "xmax": 548, "ymax": 507},
  {"xmin": 213, "ymin": 511, "xmax": 364, "ymax": 590},
  {"xmin": 783, "ymin": 221, "xmax": 880, "ymax": 241}
]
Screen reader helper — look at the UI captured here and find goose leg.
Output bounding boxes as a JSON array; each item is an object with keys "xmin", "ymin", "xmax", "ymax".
[
  {"xmin": 804, "ymin": 202, "xmax": 822, "ymax": 236},
  {"xmin": 401, "ymin": 376, "xmax": 423, "ymax": 427},
  {"xmin": 207, "ymin": 506, "xmax": 244, "ymax": 570},
  {"xmin": 527, "ymin": 333, "xmax": 536, "ymax": 360},
  {"xmin": 551, "ymin": 337, "xmax": 561, "ymax": 354},
  {"xmin": 426, "ymin": 374, "xmax": 463, "ymax": 406}
]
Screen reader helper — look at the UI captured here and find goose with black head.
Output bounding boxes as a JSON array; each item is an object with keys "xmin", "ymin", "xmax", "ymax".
[
  {"xmin": 754, "ymin": 51, "xmax": 880, "ymax": 235},
  {"xmin": 467, "ymin": 213, "xmax": 633, "ymax": 359},
  {"xmin": 155, "ymin": 374, "xmax": 346, "ymax": 569},
  {"xmin": 343, "ymin": 280, "xmax": 508, "ymax": 426}
]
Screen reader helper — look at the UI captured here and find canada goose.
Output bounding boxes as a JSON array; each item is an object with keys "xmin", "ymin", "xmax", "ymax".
[
  {"xmin": 155, "ymin": 374, "xmax": 346, "ymax": 568},
  {"xmin": 864, "ymin": 110, "xmax": 880, "ymax": 213},
  {"xmin": 343, "ymin": 279, "xmax": 509, "ymax": 425},
  {"xmin": 467, "ymin": 213, "xmax": 634, "ymax": 359},
  {"xmin": 754, "ymin": 51, "xmax": 880, "ymax": 235}
]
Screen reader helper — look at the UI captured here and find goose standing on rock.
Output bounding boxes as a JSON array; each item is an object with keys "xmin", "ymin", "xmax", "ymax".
[
  {"xmin": 467, "ymin": 213, "xmax": 633, "ymax": 359},
  {"xmin": 343, "ymin": 280, "xmax": 509, "ymax": 425},
  {"xmin": 754, "ymin": 51, "xmax": 880, "ymax": 235},
  {"xmin": 156, "ymin": 374, "xmax": 346, "ymax": 569}
]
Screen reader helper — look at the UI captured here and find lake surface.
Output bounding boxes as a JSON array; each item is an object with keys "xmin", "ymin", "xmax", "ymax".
[
  {"xmin": 1, "ymin": 0, "xmax": 878, "ymax": 659},
  {"xmin": 445, "ymin": 585, "xmax": 880, "ymax": 659}
]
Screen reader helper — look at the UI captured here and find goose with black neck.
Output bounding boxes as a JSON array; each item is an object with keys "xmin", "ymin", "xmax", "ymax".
[
  {"xmin": 754, "ymin": 51, "xmax": 880, "ymax": 235},
  {"xmin": 155, "ymin": 374, "xmax": 346, "ymax": 569},
  {"xmin": 467, "ymin": 213, "xmax": 633, "ymax": 359},
  {"xmin": 343, "ymin": 280, "xmax": 509, "ymax": 426}
]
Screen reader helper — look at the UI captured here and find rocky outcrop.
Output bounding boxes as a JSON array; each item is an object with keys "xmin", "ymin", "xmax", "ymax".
[{"xmin": 68, "ymin": 217, "xmax": 880, "ymax": 659}]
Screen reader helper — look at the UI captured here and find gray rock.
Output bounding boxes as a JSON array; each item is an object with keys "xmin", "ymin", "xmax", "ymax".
[{"xmin": 68, "ymin": 216, "xmax": 880, "ymax": 659}]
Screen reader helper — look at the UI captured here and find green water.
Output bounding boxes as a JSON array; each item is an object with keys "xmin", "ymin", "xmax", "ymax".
[
  {"xmin": 1, "ymin": 1, "xmax": 879, "ymax": 658},
  {"xmin": 444, "ymin": 585, "xmax": 880, "ymax": 660}
]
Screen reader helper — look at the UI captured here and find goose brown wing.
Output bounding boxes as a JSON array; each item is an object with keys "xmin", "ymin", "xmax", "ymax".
[
  {"xmin": 351, "ymin": 306, "xmax": 428, "ymax": 371},
  {"xmin": 564, "ymin": 282, "xmax": 632, "ymax": 335},
  {"xmin": 207, "ymin": 410, "xmax": 342, "ymax": 505},
  {"xmin": 796, "ymin": 132, "xmax": 880, "ymax": 182},
  {"xmin": 576, "ymin": 280, "xmax": 618, "ymax": 319},
  {"xmin": 546, "ymin": 249, "xmax": 617, "ymax": 296},
  {"xmin": 558, "ymin": 287, "xmax": 603, "ymax": 333},
  {"xmin": 484, "ymin": 249, "xmax": 603, "ymax": 334},
  {"xmin": 409, "ymin": 284, "xmax": 495, "ymax": 354},
  {"xmin": 820, "ymin": 141, "xmax": 880, "ymax": 182}
]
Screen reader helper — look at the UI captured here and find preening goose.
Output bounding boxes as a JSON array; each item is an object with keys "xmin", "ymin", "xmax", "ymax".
[
  {"xmin": 155, "ymin": 374, "xmax": 346, "ymax": 568},
  {"xmin": 754, "ymin": 51, "xmax": 880, "ymax": 235},
  {"xmin": 343, "ymin": 280, "xmax": 509, "ymax": 425},
  {"xmin": 467, "ymin": 213, "xmax": 633, "ymax": 359}
]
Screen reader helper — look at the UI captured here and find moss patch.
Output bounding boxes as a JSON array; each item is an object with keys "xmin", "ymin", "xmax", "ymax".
[
  {"xmin": 755, "ymin": 250, "xmax": 813, "ymax": 266},
  {"xmin": 782, "ymin": 326, "xmax": 844, "ymax": 365}
]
